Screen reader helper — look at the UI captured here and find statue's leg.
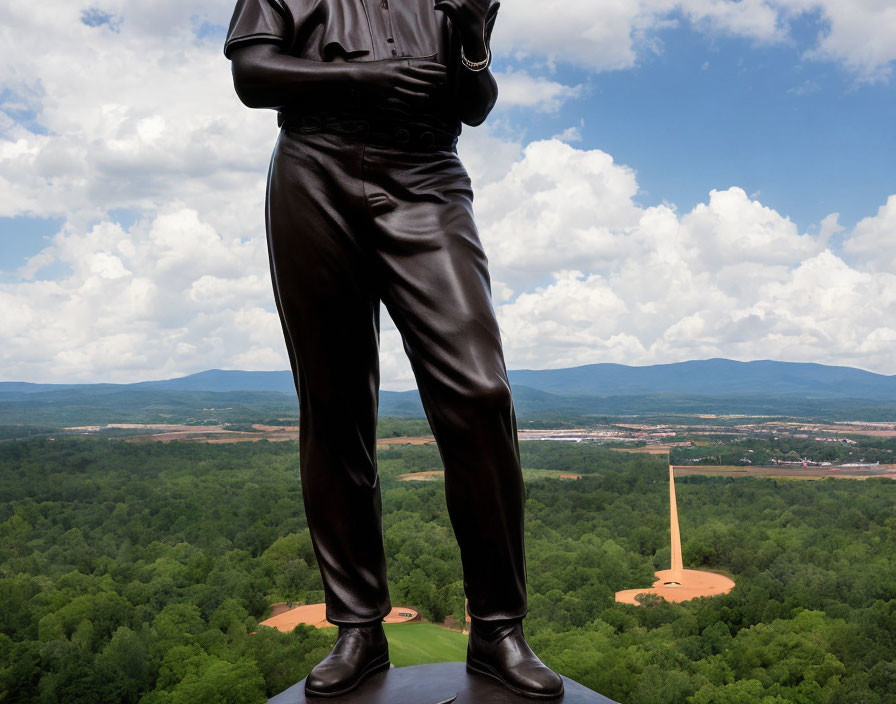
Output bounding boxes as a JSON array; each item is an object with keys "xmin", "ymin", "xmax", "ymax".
[
  {"xmin": 364, "ymin": 143, "xmax": 528, "ymax": 624},
  {"xmin": 267, "ymin": 130, "xmax": 392, "ymax": 625}
]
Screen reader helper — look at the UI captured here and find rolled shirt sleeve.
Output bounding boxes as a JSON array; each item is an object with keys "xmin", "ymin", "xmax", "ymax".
[{"xmin": 223, "ymin": 0, "xmax": 290, "ymax": 59}]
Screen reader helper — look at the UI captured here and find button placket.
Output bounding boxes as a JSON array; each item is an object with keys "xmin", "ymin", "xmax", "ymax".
[{"xmin": 379, "ymin": 0, "xmax": 400, "ymax": 56}]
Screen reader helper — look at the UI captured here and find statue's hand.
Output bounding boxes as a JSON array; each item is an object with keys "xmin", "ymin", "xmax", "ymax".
[
  {"xmin": 434, "ymin": 0, "xmax": 500, "ymax": 63},
  {"xmin": 352, "ymin": 58, "xmax": 447, "ymax": 105}
]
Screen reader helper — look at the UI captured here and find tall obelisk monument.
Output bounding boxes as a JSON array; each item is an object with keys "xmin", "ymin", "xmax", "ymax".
[{"xmin": 668, "ymin": 463, "xmax": 683, "ymax": 582}]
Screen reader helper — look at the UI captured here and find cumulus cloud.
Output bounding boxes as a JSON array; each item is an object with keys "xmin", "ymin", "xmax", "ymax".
[
  {"xmin": 493, "ymin": 68, "xmax": 585, "ymax": 112},
  {"xmin": 0, "ymin": 1, "xmax": 275, "ymax": 231},
  {"xmin": 6, "ymin": 136, "xmax": 893, "ymax": 385},
  {"xmin": 493, "ymin": 0, "xmax": 895, "ymax": 79},
  {"xmin": 791, "ymin": 0, "xmax": 896, "ymax": 81},
  {"xmin": 1, "ymin": 207, "xmax": 280, "ymax": 382},
  {"xmin": 842, "ymin": 195, "xmax": 896, "ymax": 272},
  {"xmin": 550, "ymin": 124, "xmax": 584, "ymax": 143},
  {"xmin": 476, "ymin": 141, "xmax": 643, "ymax": 292},
  {"xmin": 473, "ymin": 139, "xmax": 896, "ymax": 375}
]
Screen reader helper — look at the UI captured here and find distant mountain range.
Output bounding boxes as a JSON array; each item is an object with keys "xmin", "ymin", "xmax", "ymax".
[
  {"xmin": 2, "ymin": 359, "xmax": 896, "ymax": 425},
  {"xmin": 509, "ymin": 358, "xmax": 896, "ymax": 400},
  {"xmin": 4, "ymin": 359, "xmax": 895, "ymax": 399}
]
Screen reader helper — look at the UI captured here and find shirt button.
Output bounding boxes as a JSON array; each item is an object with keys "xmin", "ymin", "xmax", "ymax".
[
  {"xmin": 419, "ymin": 131, "xmax": 435, "ymax": 147},
  {"xmin": 395, "ymin": 128, "xmax": 410, "ymax": 143}
]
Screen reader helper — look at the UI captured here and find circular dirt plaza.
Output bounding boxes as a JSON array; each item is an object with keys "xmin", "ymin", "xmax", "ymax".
[{"xmin": 259, "ymin": 604, "xmax": 421, "ymax": 632}]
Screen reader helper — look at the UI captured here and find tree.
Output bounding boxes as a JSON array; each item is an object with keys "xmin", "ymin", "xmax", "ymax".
[{"xmin": 94, "ymin": 627, "xmax": 152, "ymax": 704}]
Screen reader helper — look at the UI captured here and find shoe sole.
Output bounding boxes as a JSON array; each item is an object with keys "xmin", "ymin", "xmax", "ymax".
[
  {"xmin": 466, "ymin": 651, "xmax": 565, "ymax": 700},
  {"xmin": 304, "ymin": 650, "xmax": 391, "ymax": 698}
]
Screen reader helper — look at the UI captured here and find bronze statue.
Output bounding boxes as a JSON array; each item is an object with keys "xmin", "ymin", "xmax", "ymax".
[{"xmin": 224, "ymin": 0, "xmax": 563, "ymax": 698}]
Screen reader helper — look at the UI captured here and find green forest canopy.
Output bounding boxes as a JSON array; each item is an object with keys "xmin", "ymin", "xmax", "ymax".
[{"xmin": 2, "ymin": 433, "xmax": 896, "ymax": 703}]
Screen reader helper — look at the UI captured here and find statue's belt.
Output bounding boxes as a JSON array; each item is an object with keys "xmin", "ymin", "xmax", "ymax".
[{"xmin": 280, "ymin": 111, "xmax": 460, "ymax": 150}]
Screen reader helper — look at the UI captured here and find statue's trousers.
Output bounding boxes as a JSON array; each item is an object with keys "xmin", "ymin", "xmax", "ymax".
[{"xmin": 265, "ymin": 127, "xmax": 529, "ymax": 626}]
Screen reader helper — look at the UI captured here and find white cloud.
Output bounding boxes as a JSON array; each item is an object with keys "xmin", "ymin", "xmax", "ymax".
[
  {"xmin": 8, "ymin": 136, "xmax": 892, "ymax": 385},
  {"xmin": 471, "ymin": 138, "xmax": 896, "ymax": 375},
  {"xmin": 677, "ymin": 0, "xmax": 784, "ymax": 41},
  {"xmin": 493, "ymin": 68, "xmax": 584, "ymax": 112},
  {"xmin": 475, "ymin": 140, "xmax": 643, "ymax": 293},
  {"xmin": 0, "ymin": 1, "xmax": 275, "ymax": 229},
  {"xmin": 790, "ymin": 0, "xmax": 896, "ymax": 81},
  {"xmin": 842, "ymin": 195, "xmax": 896, "ymax": 272},
  {"xmin": 1, "ymin": 208, "xmax": 281, "ymax": 382},
  {"xmin": 456, "ymin": 120, "xmax": 525, "ymax": 188},
  {"xmin": 493, "ymin": 0, "xmax": 896, "ymax": 79},
  {"xmin": 550, "ymin": 124, "xmax": 584, "ymax": 143}
]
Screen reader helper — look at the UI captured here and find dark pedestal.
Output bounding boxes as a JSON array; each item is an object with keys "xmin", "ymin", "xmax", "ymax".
[{"xmin": 267, "ymin": 662, "xmax": 618, "ymax": 704}]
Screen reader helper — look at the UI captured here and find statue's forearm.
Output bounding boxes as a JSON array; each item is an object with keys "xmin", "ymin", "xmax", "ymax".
[
  {"xmin": 229, "ymin": 38, "xmax": 497, "ymax": 126},
  {"xmin": 455, "ymin": 65, "xmax": 498, "ymax": 126},
  {"xmin": 229, "ymin": 43, "xmax": 356, "ymax": 110},
  {"xmin": 451, "ymin": 6, "xmax": 500, "ymax": 127}
]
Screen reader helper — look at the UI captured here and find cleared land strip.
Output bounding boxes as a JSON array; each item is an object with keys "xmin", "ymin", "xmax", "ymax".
[
  {"xmin": 398, "ymin": 469, "xmax": 584, "ymax": 482},
  {"xmin": 65, "ymin": 424, "xmax": 440, "ymax": 446},
  {"xmin": 672, "ymin": 464, "xmax": 896, "ymax": 480}
]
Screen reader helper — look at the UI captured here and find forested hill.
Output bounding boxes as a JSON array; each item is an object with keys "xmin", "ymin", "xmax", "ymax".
[
  {"xmin": 3, "ymin": 359, "xmax": 896, "ymax": 399},
  {"xmin": 509, "ymin": 358, "xmax": 896, "ymax": 399},
  {"xmin": 3, "ymin": 360, "xmax": 896, "ymax": 425}
]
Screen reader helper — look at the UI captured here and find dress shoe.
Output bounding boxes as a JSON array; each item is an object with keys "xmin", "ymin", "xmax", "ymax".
[
  {"xmin": 305, "ymin": 622, "xmax": 391, "ymax": 698},
  {"xmin": 467, "ymin": 618, "xmax": 564, "ymax": 699}
]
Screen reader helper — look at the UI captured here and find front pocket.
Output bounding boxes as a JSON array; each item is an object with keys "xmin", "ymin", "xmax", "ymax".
[
  {"xmin": 323, "ymin": 41, "xmax": 372, "ymax": 61},
  {"xmin": 319, "ymin": 1, "xmax": 374, "ymax": 60},
  {"xmin": 388, "ymin": 0, "xmax": 441, "ymax": 59}
]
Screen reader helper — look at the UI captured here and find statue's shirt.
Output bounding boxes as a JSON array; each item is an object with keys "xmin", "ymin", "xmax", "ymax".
[
  {"xmin": 224, "ymin": 0, "xmax": 453, "ymax": 64},
  {"xmin": 224, "ymin": 0, "xmax": 498, "ymax": 128}
]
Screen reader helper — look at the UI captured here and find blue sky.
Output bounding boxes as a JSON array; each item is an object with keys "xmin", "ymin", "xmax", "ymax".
[
  {"xmin": 1, "ymin": 1, "xmax": 895, "ymax": 383},
  {"xmin": 491, "ymin": 13, "xmax": 895, "ymax": 235},
  {"xmin": 5, "ymin": 8, "xmax": 894, "ymax": 272}
]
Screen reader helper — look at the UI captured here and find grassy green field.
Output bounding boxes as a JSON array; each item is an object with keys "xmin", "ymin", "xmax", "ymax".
[
  {"xmin": 381, "ymin": 623, "xmax": 468, "ymax": 666},
  {"xmin": 522, "ymin": 468, "xmax": 584, "ymax": 481}
]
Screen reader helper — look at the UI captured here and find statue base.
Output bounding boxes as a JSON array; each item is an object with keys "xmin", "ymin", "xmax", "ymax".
[{"xmin": 267, "ymin": 662, "xmax": 617, "ymax": 703}]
